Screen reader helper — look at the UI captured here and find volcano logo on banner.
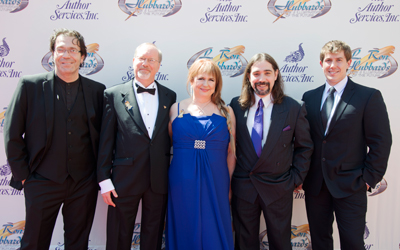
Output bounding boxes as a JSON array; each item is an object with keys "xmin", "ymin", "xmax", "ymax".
[
  {"xmin": 0, "ymin": 0, "xmax": 29, "ymax": 13},
  {"xmin": 119, "ymin": 0, "xmax": 182, "ymax": 20},
  {"xmin": 188, "ymin": 46, "xmax": 247, "ymax": 78},
  {"xmin": 267, "ymin": 0, "xmax": 331, "ymax": 23},
  {"xmin": 41, "ymin": 43, "xmax": 104, "ymax": 76}
]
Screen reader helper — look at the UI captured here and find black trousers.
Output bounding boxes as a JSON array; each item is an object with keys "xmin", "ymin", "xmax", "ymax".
[
  {"xmin": 305, "ymin": 181, "xmax": 367, "ymax": 250},
  {"xmin": 106, "ymin": 187, "xmax": 167, "ymax": 250},
  {"xmin": 21, "ymin": 172, "xmax": 98, "ymax": 250},
  {"xmin": 232, "ymin": 191, "xmax": 293, "ymax": 250}
]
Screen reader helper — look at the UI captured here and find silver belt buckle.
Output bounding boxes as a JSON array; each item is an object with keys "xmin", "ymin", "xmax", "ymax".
[{"xmin": 194, "ymin": 140, "xmax": 206, "ymax": 149}]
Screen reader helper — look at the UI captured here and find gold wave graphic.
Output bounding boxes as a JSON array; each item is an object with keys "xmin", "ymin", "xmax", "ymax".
[
  {"xmin": 291, "ymin": 224, "xmax": 310, "ymax": 239},
  {"xmin": 0, "ymin": 221, "xmax": 25, "ymax": 237},
  {"xmin": 0, "ymin": 111, "xmax": 5, "ymax": 121},
  {"xmin": 212, "ymin": 45, "xmax": 245, "ymax": 64},
  {"xmin": 274, "ymin": 0, "xmax": 311, "ymax": 23},
  {"xmin": 348, "ymin": 46, "xmax": 395, "ymax": 76},
  {"xmin": 86, "ymin": 43, "xmax": 99, "ymax": 54},
  {"xmin": 125, "ymin": 0, "xmax": 152, "ymax": 20}
]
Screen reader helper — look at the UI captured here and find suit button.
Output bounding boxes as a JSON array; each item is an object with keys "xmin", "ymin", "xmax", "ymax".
[
  {"xmin": 322, "ymin": 158, "xmax": 326, "ymax": 162},
  {"xmin": 68, "ymin": 132, "xmax": 71, "ymax": 135},
  {"xmin": 283, "ymin": 144, "xmax": 287, "ymax": 147},
  {"xmin": 323, "ymin": 140, "xmax": 326, "ymax": 144},
  {"xmin": 68, "ymin": 119, "xmax": 72, "ymax": 122}
]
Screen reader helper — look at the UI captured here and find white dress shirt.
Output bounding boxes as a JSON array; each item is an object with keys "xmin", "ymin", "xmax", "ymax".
[
  {"xmin": 246, "ymin": 93, "xmax": 274, "ymax": 147},
  {"xmin": 320, "ymin": 76, "xmax": 348, "ymax": 135},
  {"xmin": 99, "ymin": 80, "xmax": 159, "ymax": 194},
  {"xmin": 133, "ymin": 80, "xmax": 159, "ymax": 139}
]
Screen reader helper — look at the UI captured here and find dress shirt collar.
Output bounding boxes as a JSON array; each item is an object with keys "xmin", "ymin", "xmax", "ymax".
[
  {"xmin": 324, "ymin": 76, "xmax": 348, "ymax": 95},
  {"xmin": 253, "ymin": 93, "xmax": 273, "ymax": 108}
]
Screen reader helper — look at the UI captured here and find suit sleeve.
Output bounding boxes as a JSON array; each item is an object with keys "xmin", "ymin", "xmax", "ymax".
[
  {"xmin": 4, "ymin": 78, "xmax": 30, "ymax": 181},
  {"xmin": 362, "ymin": 90, "xmax": 392, "ymax": 188},
  {"xmin": 291, "ymin": 102, "xmax": 314, "ymax": 186},
  {"xmin": 97, "ymin": 90, "xmax": 117, "ymax": 183}
]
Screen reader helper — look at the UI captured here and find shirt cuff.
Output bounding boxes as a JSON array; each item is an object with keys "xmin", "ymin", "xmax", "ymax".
[{"xmin": 99, "ymin": 179, "xmax": 115, "ymax": 194}]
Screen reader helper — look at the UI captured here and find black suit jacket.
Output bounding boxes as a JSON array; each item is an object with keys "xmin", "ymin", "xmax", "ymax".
[
  {"xmin": 230, "ymin": 96, "xmax": 313, "ymax": 206},
  {"xmin": 97, "ymin": 80, "xmax": 176, "ymax": 196},
  {"xmin": 302, "ymin": 78, "xmax": 392, "ymax": 198},
  {"xmin": 4, "ymin": 71, "xmax": 105, "ymax": 190}
]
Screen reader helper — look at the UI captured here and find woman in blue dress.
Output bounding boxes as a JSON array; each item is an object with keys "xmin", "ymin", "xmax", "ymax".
[{"xmin": 166, "ymin": 59, "xmax": 236, "ymax": 250}]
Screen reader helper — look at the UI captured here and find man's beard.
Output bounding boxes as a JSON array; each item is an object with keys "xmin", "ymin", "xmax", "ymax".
[
  {"xmin": 138, "ymin": 69, "xmax": 150, "ymax": 80},
  {"xmin": 254, "ymin": 81, "xmax": 271, "ymax": 96}
]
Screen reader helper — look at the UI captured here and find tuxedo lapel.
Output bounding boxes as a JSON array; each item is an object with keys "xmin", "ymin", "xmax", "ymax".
[
  {"xmin": 255, "ymin": 101, "xmax": 288, "ymax": 169},
  {"xmin": 152, "ymin": 81, "xmax": 170, "ymax": 140},
  {"xmin": 42, "ymin": 72, "xmax": 55, "ymax": 155},
  {"xmin": 120, "ymin": 81, "xmax": 149, "ymax": 138},
  {"xmin": 326, "ymin": 79, "xmax": 355, "ymax": 136}
]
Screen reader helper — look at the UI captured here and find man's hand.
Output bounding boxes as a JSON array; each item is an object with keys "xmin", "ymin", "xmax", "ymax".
[
  {"xmin": 366, "ymin": 183, "xmax": 371, "ymax": 191},
  {"xmin": 102, "ymin": 189, "xmax": 118, "ymax": 207}
]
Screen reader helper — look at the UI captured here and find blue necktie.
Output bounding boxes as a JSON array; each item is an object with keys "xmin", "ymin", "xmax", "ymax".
[{"xmin": 251, "ymin": 99, "xmax": 264, "ymax": 157}]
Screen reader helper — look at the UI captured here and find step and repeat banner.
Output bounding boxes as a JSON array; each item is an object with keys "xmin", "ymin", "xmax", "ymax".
[{"xmin": 1, "ymin": 0, "xmax": 399, "ymax": 249}]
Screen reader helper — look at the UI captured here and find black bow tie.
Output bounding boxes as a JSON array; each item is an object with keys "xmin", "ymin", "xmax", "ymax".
[{"xmin": 136, "ymin": 84, "xmax": 156, "ymax": 95}]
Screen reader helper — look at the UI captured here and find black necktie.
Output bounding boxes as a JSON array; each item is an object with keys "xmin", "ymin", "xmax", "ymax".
[
  {"xmin": 321, "ymin": 86, "xmax": 336, "ymax": 131},
  {"xmin": 136, "ymin": 84, "xmax": 156, "ymax": 95}
]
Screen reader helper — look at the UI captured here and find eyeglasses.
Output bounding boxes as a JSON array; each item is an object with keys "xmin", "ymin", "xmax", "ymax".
[
  {"xmin": 55, "ymin": 48, "xmax": 81, "ymax": 55},
  {"xmin": 136, "ymin": 57, "xmax": 159, "ymax": 65}
]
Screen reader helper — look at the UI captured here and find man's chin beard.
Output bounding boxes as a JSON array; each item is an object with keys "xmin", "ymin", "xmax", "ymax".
[
  {"xmin": 255, "ymin": 89, "xmax": 270, "ymax": 96},
  {"xmin": 254, "ymin": 82, "xmax": 270, "ymax": 96},
  {"xmin": 138, "ymin": 71, "xmax": 150, "ymax": 80}
]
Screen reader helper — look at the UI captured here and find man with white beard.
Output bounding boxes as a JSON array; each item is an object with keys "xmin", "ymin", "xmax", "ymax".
[{"xmin": 97, "ymin": 43, "xmax": 176, "ymax": 250}]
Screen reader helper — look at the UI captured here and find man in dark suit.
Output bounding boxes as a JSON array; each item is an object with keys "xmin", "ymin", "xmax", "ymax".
[
  {"xmin": 230, "ymin": 53, "xmax": 313, "ymax": 250},
  {"xmin": 302, "ymin": 40, "xmax": 392, "ymax": 250},
  {"xmin": 4, "ymin": 28, "xmax": 105, "ymax": 250},
  {"xmin": 97, "ymin": 43, "xmax": 176, "ymax": 250}
]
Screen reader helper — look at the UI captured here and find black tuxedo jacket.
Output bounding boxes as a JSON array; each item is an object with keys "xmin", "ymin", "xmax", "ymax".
[
  {"xmin": 302, "ymin": 78, "xmax": 392, "ymax": 198},
  {"xmin": 4, "ymin": 71, "xmax": 105, "ymax": 190},
  {"xmin": 97, "ymin": 80, "xmax": 176, "ymax": 196},
  {"xmin": 230, "ymin": 96, "xmax": 313, "ymax": 206}
]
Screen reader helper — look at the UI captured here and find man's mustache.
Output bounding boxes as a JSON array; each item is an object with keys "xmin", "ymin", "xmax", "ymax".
[{"xmin": 255, "ymin": 81, "xmax": 270, "ymax": 87}]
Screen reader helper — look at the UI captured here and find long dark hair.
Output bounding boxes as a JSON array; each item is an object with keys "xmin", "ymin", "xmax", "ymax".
[{"xmin": 239, "ymin": 53, "xmax": 285, "ymax": 109}]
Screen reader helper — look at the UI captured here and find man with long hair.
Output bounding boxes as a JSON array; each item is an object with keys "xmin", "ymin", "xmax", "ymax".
[{"xmin": 230, "ymin": 52, "xmax": 313, "ymax": 250}]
